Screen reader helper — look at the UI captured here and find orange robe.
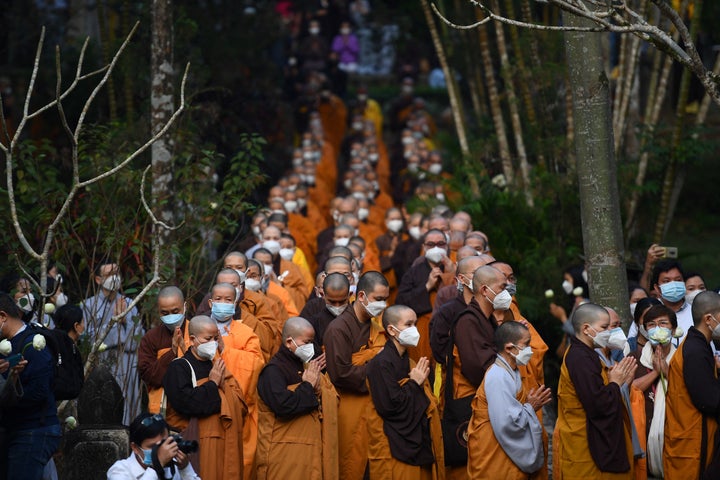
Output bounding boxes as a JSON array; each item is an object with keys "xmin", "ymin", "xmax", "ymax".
[
  {"xmin": 336, "ymin": 319, "xmax": 386, "ymax": 480},
  {"xmin": 166, "ymin": 367, "xmax": 247, "ymax": 480},
  {"xmin": 256, "ymin": 376, "xmax": 339, "ymax": 480},
  {"xmin": 218, "ymin": 321, "xmax": 265, "ymax": 480},
  {"xmin": 279, "ymin": 258, "xmax": 310, "ymax": 309},
  {"xmin": 242, "ymin": 289, "xmax": 282, "ymax": 337},
  {"xmin": 663, "ymin": 333, "xmax": 718, "ymax": 478},
  {"xmin": 267, "ymin": 281, "xmax": 299, "ymax": 317},
  {"xmin": 467, "ymin": 359, "xmax": 546, "ymax": 479},
  {"xmin": 239, "ymin": 307, "xmax": 279, "ymax": 362},
  {"xmin": 367, "ymin": 367, "xmax": 445, "ymax": 480},
  {"xmin": 292, "ymin": 247, "xmax": 316, "ymax": 294},
  {"xmin": 316, "ymin": 142, "xmax": 338, "ymax": 196},
  {"xmin": 288, "ymin": 213, "xmax": 318, "ymax": 265},
  {"xmin": 553, "ymin": 341, "xmax": 633, "ymax": 480}
]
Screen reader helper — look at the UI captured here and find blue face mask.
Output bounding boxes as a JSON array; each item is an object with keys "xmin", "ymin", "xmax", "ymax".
[
  {"xmin": 660, "ymin": 281, "xmax": 686, "ymax": 303},
  {"xmin": 161, "ymin": 313, "xmax": 185, "ymax": 331},
  {"xmin": 141, "ymin": 448, "xmax": 153, "ymax": 466},
  {"xmin": 211, "ymin": 302, "xmax": 235, "ymax": 322}
]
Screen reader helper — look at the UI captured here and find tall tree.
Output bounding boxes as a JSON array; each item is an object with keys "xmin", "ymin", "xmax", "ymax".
[
  {"xmin": 151, "ymin": 0, "xmax": 175, "ymax": 273},
  {"xmin": 563, "ymin": 8, "xmax": 630, "ymax": 324}
]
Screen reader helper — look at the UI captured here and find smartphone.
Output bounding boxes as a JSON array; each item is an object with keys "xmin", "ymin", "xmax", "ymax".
[
  {"xmin": 6, "ymin": 353, "xmax": 22, "ymax": 368},
  {"xmin": 660, "ymin": 246, "xmax": 678, "ymax": 259}
]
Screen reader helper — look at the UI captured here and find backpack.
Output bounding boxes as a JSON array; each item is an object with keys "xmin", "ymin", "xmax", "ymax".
[{"xmin": 17, "ymin": 324, "xmax": 85, "ymax": 400}]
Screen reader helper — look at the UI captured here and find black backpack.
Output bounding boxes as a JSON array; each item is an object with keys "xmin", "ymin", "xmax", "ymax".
[{"xmin": 17, "ymin": 324, "xmax": 85, "ymax": 400}]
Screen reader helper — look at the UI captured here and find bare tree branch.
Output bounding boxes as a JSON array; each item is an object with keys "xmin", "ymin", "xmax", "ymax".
[{"xmin": 140, "ymin": 165, "xmax": 184, "ymax": 231}]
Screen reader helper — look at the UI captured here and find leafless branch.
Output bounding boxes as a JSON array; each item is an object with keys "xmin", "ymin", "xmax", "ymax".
[{"xmin": 140, "ymin": 165, "xmax": 184, "ymax": 231}]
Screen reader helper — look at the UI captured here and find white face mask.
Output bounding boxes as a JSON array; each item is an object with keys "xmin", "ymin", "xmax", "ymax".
[
  {"xmin": 428, "ymin": 164, "xmax": 442, "ymax": 175},
  {"xmin": 279, "ymin": 248, "xmax": 295, "ymax": 261},
  {"xmin": 252, "ymin": 225, "xmax": 262, "ymax": 237},
  {"xmin": 262, "ymin": 240, "xmax": 281, "ymax": 255},
  {"xmin": 284, "ymin": 201, "xmax": 298, "ymax": 213},
  {"xmin": 362, "ymin": 296, "xmax": 387, "ymax": 318},
  {"xmin": 102, "ymin": 274, "xmax": 122, "ymax": 292},
  {"xmin": 425, "ymin": 246, "xmax": 446, "ymax": 264},
  {"xmin": 263, "ymin": 264, "xmax": 274, "ymax": 276},
  {"xmin": 17, "ymin": 293, "xmax": 35, "ymax": 313},
  {"xmin": 394, "ymin": 325, "xmax": 420, "ymax": 347},
  {"xmin": 711, "ymin": 316, "xmax": 720, "ymax": 341},
  {"xmin": 326, "ymin": 304, "xmax": 347, "ymax": 317},
  {"xmin": 245, "ymin": 278, "xmax": 262, "ymax": 292},
  {"xmin": 685, "ymin": 289, "xmax": 703, "ymax": 306},
  {"xmin": 589, "ymin": 326, "xmax": 611, "ymax": 348},
  {"xmin": 196, "ymin": 340, "xmax": 218, "ymax": 360},
  {"xmin": 55, "ymin": 292, "xmax": 68, "ymax": 308},
  {"xmin": 629, "ymin": 302, "xmax": 637, "ymax": 317},
  {"xmin": 358, "ymin": 208, "xmax": 369, "ymax": 221},
  {"xmin": 638, "ymin": 325, "xmax": 649, "ymax": 340},
  {"xmin": 512, "ymin": 345, "xmax": 533, "ymax": 366},
  {"xmin": 409, "ymin": 226, "xmax": 422, "ymax": 240},
  {"xmin": 334, "ymin": 237, "xmax": 350, "ymax": 247},
  {"xmin": 292, "ymin": 338, "xmax": 315, "ymax": 363},
  {"xmin": 234, "ymin": 269, "xmax": 246, "ymax": 283},
  {"xmin": 562, "ymin": 280, "xmax": 573, "ymax": 295},
  {"xmin": 386, "ymin": 219, "xmax": 403, "ymax": 234},
  {"xmin": 607, "ymin": 327, "xmax": 627, "ymax": 350},
  {"xmin": 486, "ymin": 286, "xmax": 512, "ymax": 311}
]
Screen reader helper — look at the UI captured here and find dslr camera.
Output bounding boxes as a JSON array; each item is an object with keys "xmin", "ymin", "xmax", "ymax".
[{"xmin": 170, "ymin": 434, "xmax": 199, "ymax": 454}]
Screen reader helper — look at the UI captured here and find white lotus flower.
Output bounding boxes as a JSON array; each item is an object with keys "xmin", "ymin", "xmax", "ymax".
[
  {"xmin": 544, "ymin": 289, "xmax": 555, "ymax": 299},
  {"xmin": 572, "ymin": 286, "xmax": 584, "ymax": 297},
  {"xmin": 0, "ymin": 339, "xmax": 12, "ymax": 356},
  {"xmin": 32, "ymin": 334, "xmax": 46, "ymax": 351},
  {"xmin": 44, "ymin": 303, "xmax": 56, "ymax": 314},
  {"xmin": 98, "ymin": 343, "xmax": 108, "ymax": 352},
  {"xmin": 65, "ymin": 416, "xmax": 78, "ymax": 429},
  {"xmin": 672, "ymin": 326, "xmax": 684, "ymax": 339}
]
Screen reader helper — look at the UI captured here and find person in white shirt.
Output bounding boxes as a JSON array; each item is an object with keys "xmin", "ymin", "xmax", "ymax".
[{"xmin": 107, "ymin": 413, "xmax": 200, "ymax": 480}]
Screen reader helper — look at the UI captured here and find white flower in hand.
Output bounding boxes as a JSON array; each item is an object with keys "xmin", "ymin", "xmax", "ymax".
[
  {"xmin": 572, "ymin": 286, "xmax": 584, "ymax": 297},
  {"xmin": 98, "ymin": 343, "xmax": 108, "ymax": 352},
  {"xmin": 545, "ymin": 289, "xmax": 555, "ymax": 299},
  {"xmin": 32, "ymin": 334, "xmax": 46, "ymax": 351},
  {"xmin": 672, "ymin": 327, "xmax": 684, "ymax": 339},
  {"xmin": 44, "ymin": 303, "xmax": 56, "ymax": 315},
  {"xmin": 65, "ymin": 416, "xmax": 78, "ymax": 429},
  {"xmin": 0, "ymin": 339, "xmax": 11, "ymax": 356}
]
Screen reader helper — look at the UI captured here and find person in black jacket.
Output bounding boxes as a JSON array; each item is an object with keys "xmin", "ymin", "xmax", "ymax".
[{"xmin": 52, "ymin": 304, "xmax": 85, "ymax": 400}]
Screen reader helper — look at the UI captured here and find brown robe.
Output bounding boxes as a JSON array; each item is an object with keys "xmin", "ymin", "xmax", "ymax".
[
  {"xmin": 324, "ymin": 306, "xmax": 386, "ymax": 480},
  {"xmin": 366, "ymin": 340, "xmax": 445, "ymax": 480},
  {"xmin": 138, "ymin": 320, "xmax": 188, "ymax": 413},
  {"xmin": 164, "ymin": 351, "xmax": 247, "ymax": 480},
  {"xmin": 256, "ymin": 345, "xmax": 339, "ymax": 480}
]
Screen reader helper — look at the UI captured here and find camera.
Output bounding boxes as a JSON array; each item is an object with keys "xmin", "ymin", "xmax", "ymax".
[{"xmin": 170, "ymin": 434, "xmax": 199, "ymax": 454}]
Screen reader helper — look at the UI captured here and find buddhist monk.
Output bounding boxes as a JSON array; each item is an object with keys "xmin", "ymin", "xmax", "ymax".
[
  {"xmin": 663, "ymin": 291, "xmax": 720, "ymax": 479},
  {"xmin": 256, "ymin": 317, "xmax": 338, "ymax": 480},
  {"xmin": 554, "ymin": 303, "xmax": 636, "ymax": 479},
  {"xmin": 324, "ymin": 271, "xmax": 389, "ymax": 480},
  {"xmin": 307, "ymin": 272, "xmax": 351, "ymax": 350},
  {"xmin": 366, "ymin": 305, "xmax": 445, "ymax": 479},
  {"xmin": 207, "ymin": 283, "xmax": 265, "ymax": 479},
  {"xmin": 396, "ymin": 229, "xmax": 456, "ymax": 364},
  {"xmin": 258, "ymin": 226, "xmax": 311, "ymax": 307},
  {"xmin": 221, "ymin": 251, "xmax": 279, "ymax": 330},
  {"xmin": 163, "ymin": 316, "xmax": 247, "ymax": 480},
  {"xmin": 467, "ymin": 322, "xmax": 551, "ymax": 479},
  {"xmin": 138, "ymin": 286, "xmax": 188, "ymax": 414},
  {"xmin": 252, "ymin": 249, "xmax": 301, "ymax": 317}
]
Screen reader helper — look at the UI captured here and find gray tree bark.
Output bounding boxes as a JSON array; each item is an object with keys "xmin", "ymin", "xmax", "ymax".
[
  {"xmin": 563, "ymin": 8, "xmax": 631, "ymax": 327},
  {"xmin": 151, "ymin": 0, "xmax": 175, "ymax": 273}
]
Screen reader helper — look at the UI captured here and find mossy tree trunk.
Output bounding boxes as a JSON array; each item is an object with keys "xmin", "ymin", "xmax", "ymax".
[{"xmin": 563, "ymin": 7, "xmax": 631, "ymax": 326}]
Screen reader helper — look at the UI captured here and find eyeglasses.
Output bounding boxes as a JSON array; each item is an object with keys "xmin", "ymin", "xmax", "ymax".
[
  {"xmin": 141, "ymin": 414, "xmax": 164, "ymax": 428},
  {"xmin": 424, "ymin": 241, "xmax": 447, "ymax": 248}
]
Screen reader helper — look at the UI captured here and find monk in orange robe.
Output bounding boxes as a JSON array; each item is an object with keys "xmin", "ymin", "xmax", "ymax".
[
  {"xmin": 324, "ymin": 272, "xmax": 389, "ymax": 480},
  {"xmin": 164, "ymin": 316, "xmax": 247, "ymax": 480},
  {"xmin": 554, "ymin": 303, "xmax": 636, "ymax": 480},
  {"xmin": 467, "ymin": 321, "xmax": 551, "ymax": 480},
  {"xmin": 663, "ymin": 291, "xmax": 720, "ymax": 479}
]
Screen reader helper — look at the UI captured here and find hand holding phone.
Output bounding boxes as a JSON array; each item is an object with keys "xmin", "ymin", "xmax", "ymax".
[{"xmin": 6, "ymin": 353, "xmax": 22, "ymax": 368}]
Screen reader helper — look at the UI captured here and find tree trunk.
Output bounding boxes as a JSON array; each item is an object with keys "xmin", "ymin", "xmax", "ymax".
[
  {"xmin": 477, "ymin": 16, "xmax": 515, "ymax": 186},
  {"xmin": 491, "ymin": 0, "xmax": 533, "ymax": 206},
  {"xmin": 151, "ymin": 0, "xmax": 176, "ymax": 273},
  {"xmin": 122, "ymin": 0, "xmax": 134, "ymax": 126},
  {"xmin": 563, "ymin": 6, "xmax": 630, "ymax": 326}
]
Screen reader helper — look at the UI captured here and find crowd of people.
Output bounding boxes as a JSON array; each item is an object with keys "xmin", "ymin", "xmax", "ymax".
[{"xmin": 2, "ymin": 4, "xmax": 720, "ymax": 480}]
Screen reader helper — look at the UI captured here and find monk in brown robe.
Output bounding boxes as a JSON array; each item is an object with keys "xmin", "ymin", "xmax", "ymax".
[
  {"xmin": 554, "ymin": 303, "xmax": 636, "ymax": 479},
  {"xmin": 307, "ymin": 272, "xmax": 351, "ymax": 350},
  {"xmin": 164, "ymin": 316, "xmax": 247, "ymax": 480},
  {"xmin": 366, "ymin": 305, "xmax": 445, "ymax": 480},
  {"xmin": 664, "ymin": 291, "xmax": 720, "ymax": 479},
  {"xmin": 256, "ymin": 317, "xmax": 338, "ymax": 480},
  {"xmin": 467, "ymin": 322, "xmax": 551, "ymax": 479},
  {"xmin": 324, "ymin": 271, "xmax": 389, "ymax": 480},
  {"xmin": 396, "ymin": 228, "xmax": 456, "ymax": 364},
  {"xmin": 138, "ymin": 286, "xmax": 188, "ymax": 414}
]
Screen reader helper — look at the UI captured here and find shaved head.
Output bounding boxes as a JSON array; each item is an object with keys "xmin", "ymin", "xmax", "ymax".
[
  {"xmin": 472, "ymin": 265, "xmax": 504, "ymax": 294},
  {"xmin": 212, "ymin": 282, "xmax": 236, "ymax": 298},
  {"xmin": 570, "ymin": 303, "xmax": 610, "ymax": 334},
  {"xmin": 458, "ymin": 256, "xmax": 486, "ymax": 276},
  {"xmin": 328, "ymin": 246, "xmax": 353, "ymax": 260},
  {"xmin": 189, "ymin": 315, "xmax": 217, "ymax": 336},
  {"xmin": 282, "ymin": 316, "xmax": 314, "ymax": 339},
  {"xmin": 382, "ymin": 304, "xmax": 414, "ymax": 331},
  {"xmin": 158, "ymin": 285, "xmax": 184, "ymax": 302},
  {"xmin": 324, "ymin": 272, "xmax": 350, "ymax": 292},
  {"xmin": 456, "ymin": 246, "xmax": 479, "ymax": 262},
  {"xmin": 692, "ymin": 291, "xmax": 720, "ymax": 326}
]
